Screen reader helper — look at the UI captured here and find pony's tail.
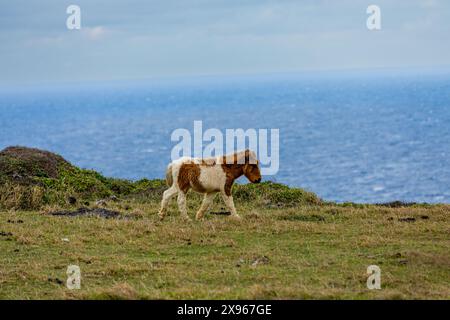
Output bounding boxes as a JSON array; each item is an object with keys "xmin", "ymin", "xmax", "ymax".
[{"xmin": 165, "ymin": 164, "xmax": 173, "ymax": 187}]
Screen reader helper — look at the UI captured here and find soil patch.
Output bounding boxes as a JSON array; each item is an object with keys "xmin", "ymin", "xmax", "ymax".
[{"xmin": 50, "ymin": 207, "xmax": 127, "ymax": 219}]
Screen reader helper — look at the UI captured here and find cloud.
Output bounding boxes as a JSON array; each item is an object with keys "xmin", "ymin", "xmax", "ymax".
[
  {"xmin": 23, "ymin": 26, "xmax": 109, "ymax": 47},
  {"xmin": 82, "ymin": 26, "xmax": 108, "ymax": 40},
  {"xmin": 419, "ymin": 0, "xmax": 439, "ymax": 8},
  {"xmin": 1, "ymin": 0, "xmax": 450, "ymax": 85}
]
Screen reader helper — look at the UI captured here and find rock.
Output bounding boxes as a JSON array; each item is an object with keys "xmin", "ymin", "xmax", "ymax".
[
  {"xmin": 68, "ymin": 196, "xmax": 77, "ymax": 205},
  {"xmin": 96, "ymin": 199, "xmax": 107, "ymax": 206},
  {"xmin": 7, "ymin": 219, "xmax": 24, "ymax": 224},
  {"xmin": 236, "ymin": 258, "xmax": 245, "ymax": 267},
  {"xmin": 48, "ymin": 277, "xmax": 64, "ymax": 285},
  {"xmin": 12, "ymin": 172, "xmax": 22, "ymax": 180},
  {"xmin": 251, "ymin": 256, "xmax": 270, "ymax": 267},
  {"xmin": 109, "ymin": 195, "xmax": 119, "ymax": 202}
]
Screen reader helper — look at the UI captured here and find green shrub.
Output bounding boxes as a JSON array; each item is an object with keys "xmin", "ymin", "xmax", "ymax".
[{"xmin": 233, "ymin": 181, "xmax": 321, "ymax": 207}]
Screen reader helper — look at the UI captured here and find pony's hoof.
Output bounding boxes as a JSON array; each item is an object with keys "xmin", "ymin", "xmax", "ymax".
[
  {"xmin": 158, "ymin": 213, "xmax": 165, "ymax": 221},
  {"xmin": 182, "ymin": 216, "xmax": 192, "ymax": 222},
  {"xmin": 230, "ymin": 214, "xmax": 242, "ymax": 221}
]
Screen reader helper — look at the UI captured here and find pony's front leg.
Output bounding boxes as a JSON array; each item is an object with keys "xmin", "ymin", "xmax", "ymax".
[
  {"xmin": 177, "ymin": 191, "xmax": 191, "ymax": 221},
  {"xmin": 220, "ymin": 192, "xmax": 241, "ymax": 220},
  {"xmin": 196, "ymin": 193, "xmax": 215, "ymax": 220}
]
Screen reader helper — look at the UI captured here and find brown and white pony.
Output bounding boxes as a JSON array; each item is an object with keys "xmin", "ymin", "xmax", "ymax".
[{"xmin": 158, "ymin": 149, "xmax": 262, "ymax": 221}]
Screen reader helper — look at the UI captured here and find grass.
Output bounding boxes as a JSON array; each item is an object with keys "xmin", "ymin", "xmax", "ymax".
[
  {"xmin": 0, "ymin": 146, "xmax": 449, "ymax": 299},
  {"xmin": 0, "ymin": 199, "xmax": 449, "ymax": 299}
]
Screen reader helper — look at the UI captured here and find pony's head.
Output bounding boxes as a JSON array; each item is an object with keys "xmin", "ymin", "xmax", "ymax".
[
  {"xmin": 242, "ymin": 150, "xmax": 262, "ymax": 184},
  {"xmin": 221, "ymin": 149, "xmax": 262, "ymax": 183}
]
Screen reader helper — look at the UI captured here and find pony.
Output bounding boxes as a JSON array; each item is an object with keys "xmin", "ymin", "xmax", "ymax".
[{"xmin": 158, "ymin": 149, "xmax": 262, "ymax": 221}]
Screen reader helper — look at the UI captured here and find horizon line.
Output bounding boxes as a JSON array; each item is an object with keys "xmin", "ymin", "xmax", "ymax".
[{"xmin": 2, "ymin": 64, "xmax": 450, "ymax": 92}]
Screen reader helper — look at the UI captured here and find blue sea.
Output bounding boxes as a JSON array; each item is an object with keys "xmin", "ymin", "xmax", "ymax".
[{"xmin": 1, "ymin": 70, "xmax": 450, "ymax": 203}]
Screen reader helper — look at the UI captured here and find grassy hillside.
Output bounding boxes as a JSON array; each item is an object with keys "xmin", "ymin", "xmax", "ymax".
[
  {"xmin": 0, "ymin": 147, "xmax": 449, "ymax": 299},
  {"xmin": 0, "ymin": 146, "xmax": 320, "ymax": 211}
]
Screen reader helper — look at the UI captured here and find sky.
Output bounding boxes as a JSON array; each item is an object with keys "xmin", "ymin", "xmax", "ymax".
[{"xmin": 1, "ymin": 0, "xmax": 450, "ymax": 85}]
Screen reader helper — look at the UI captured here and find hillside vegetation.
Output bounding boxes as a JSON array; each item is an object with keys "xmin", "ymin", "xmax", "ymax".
[{"xmin": 0, "ymin": 146, "xmax": 321, "ymax": 211}]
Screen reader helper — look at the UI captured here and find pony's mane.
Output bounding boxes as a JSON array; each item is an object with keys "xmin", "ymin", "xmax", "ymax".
[
  {"xmin": 216, "ymin": 150, "xmax": 257, "ymax": 165},
  {"xmin": 184, "ymin": 150, "xmax": 257, "ymax": 165}
]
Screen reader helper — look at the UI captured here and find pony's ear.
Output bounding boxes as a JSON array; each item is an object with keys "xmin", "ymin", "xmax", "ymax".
[{"xmin": 246, "ymin": 150, "xmax": 258, "ymax": 164}]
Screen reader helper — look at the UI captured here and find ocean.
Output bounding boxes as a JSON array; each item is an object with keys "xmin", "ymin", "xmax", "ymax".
[{"xmin": 1, "ymin": 70, "xmax": 449, "ymax": 203}]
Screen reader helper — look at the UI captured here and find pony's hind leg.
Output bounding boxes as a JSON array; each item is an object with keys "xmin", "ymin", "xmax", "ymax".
[
  {"xmin": 177, "ymin": 191, "xmax": 191, "ymax": 221},
  {"xmin": 196, "ymin": 193, "xmax": 215, "ymax": 220},
  {"xmin": 158, "ymin": 186, "xmax": 178, "ymax": 220}
]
